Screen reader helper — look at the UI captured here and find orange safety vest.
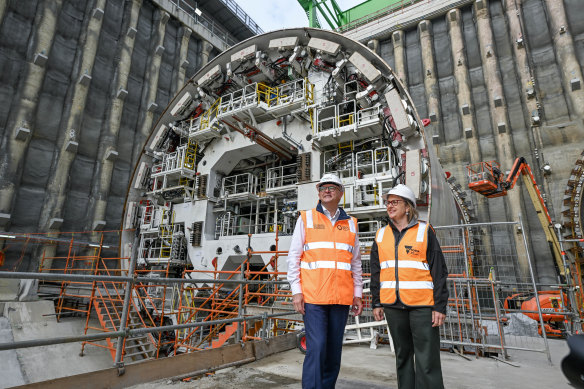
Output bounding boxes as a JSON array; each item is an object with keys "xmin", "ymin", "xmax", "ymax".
[
  {"xmin": 376, "ymin": 221, "xmax": 434, "ymax": 307},
  {"xmin": 300, "ymin": 208, "xmax": 357, "ymax": 305}
]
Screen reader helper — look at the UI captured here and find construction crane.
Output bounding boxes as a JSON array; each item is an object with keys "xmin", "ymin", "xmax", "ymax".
[
  {"xmin": 297, "ymin": 0, "xmax": 346, "ymax": 29},
  {"xmin": 466, "ymin": 157, "xmax": 564, "ymax": 276},
  {"xmin": 297, "ymin": 0, "xmax": 413, "ymax": 30}
]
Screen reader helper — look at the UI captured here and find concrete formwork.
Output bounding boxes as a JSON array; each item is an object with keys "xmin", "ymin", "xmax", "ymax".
[{"xmin": 0, "ymin": 0, "xmax": 230, "ymax": 270}]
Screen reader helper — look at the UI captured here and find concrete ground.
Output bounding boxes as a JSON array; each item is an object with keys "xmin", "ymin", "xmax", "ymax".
[
  {"xmin": 1, "ymin": 300, "xmax": 114, "ymax": 388},
  {"xmin": 132, "ymin": 338, "xmax": 571, "ymax": 389}
]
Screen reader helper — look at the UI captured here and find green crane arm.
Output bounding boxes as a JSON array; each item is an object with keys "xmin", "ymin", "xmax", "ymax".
[{"xmin": 297, "ymin": 0, "xmax": 345, "ymax": 29}]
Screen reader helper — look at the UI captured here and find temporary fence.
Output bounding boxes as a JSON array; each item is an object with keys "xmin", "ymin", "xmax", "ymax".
[
  {"xmin": 433, "ymin": 219, "xmax": 575, "ymax": 362},
  {"xmin": 2, "ymin": 219, "xmax": 581, "ymax": 367}
]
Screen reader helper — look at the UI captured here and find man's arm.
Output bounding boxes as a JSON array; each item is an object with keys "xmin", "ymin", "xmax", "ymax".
[
  {"xmin": 287, "ymin": 217, "xmax": 305, "ymax": 314},
  {"xmin": 350, "ymin": 232, "xmax": 363, "ymax": 315},
  {"xmin": 351, "ymin": 232, "xmax": 363, "ymax": 298}
]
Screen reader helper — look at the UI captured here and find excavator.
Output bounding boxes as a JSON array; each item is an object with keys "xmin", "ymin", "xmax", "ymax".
[{"xmin": 467, "ymin": 157, "xmax": 579, "ymax": 337}]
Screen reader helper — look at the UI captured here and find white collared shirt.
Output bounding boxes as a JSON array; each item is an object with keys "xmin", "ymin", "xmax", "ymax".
[{"xmin": 286, "ymin": 207, "xmax": 363, "ymax": 298}]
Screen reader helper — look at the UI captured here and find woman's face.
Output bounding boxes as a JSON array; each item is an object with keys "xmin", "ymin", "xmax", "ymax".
[{"xmin": 385, "ymin": 194, "xmax": 408, "ymax": 222}]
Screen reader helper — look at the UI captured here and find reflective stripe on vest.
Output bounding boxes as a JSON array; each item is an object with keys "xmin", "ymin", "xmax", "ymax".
[
  {"xmin": 380, "ymin": 281, "xmax": 434, "ymax": 289},
  {"xmin": 301, "ymin": 261, "xmax": 352, "ymax": 271},
  {"xmin": 376, "ymin": 221, "xmax": 434, "ymax": 307},
  {"xmin": 303, "ymin": 241, "xmax": 354, "ymax": 253},
  {"xmin": 380, "ymin": 260, "xmax": 430, "ymax": 271},
  {"xmin": 299, "ymin": 208, "xmax": 357, "ymax": 305}
]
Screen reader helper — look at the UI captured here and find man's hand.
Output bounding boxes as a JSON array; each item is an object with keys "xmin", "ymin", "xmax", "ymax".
[
  {"xmin": 432, "ymin": 311, "xmax": 446, "ymax": 327},
  {"xmin": 373, "ymin": 307, "xmax": 384, "ymax": 321},
  {"xmin": 351, "ymin": 297, "xmax": 363, "ymax": 316},
  {"xmin": 293, "ymin": 293, "xmax": 305, "ymax": 315}
]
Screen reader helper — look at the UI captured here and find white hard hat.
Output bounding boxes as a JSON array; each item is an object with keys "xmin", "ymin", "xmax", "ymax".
[
  {"xmin": 383, "ymin": 184, "xmax": 417, "ymax": 208},
  {"xmin": 316, "ymin": 173, "xmax": 344, "ymax": 190}
]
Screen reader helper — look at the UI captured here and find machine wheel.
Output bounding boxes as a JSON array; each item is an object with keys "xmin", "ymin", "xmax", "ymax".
[{"xmin": 297, "ymin": 331, "xmax": 307, "ymax": 354}]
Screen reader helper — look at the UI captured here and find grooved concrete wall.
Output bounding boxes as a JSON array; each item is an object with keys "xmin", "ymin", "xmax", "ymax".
[
  {"xmin": 0, "ymin": 0, "xmax": 225, "ymax": 270},
  {"xmin": 375, "ymin": 0, "xmax": 584, "ymax": 282}
]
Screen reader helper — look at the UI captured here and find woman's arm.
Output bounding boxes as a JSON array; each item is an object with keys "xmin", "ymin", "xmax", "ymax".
[{"xmin": 427, "ymin": 226, "xmax": 449, "ymax": 315}]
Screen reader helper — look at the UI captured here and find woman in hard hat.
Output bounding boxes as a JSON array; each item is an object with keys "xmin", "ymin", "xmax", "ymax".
[{"xmin": 370, "ymin": 184, "xmax": 448, "ymax": 389}]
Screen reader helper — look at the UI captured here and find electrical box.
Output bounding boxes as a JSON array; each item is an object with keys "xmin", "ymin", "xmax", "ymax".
[
  {"xmin": 308, "ymin": 38, "xmax": 340, "ymax": 56},
  {"xmin": 349, "ymin": 51, "xmax": 381, "ymax": 83}
]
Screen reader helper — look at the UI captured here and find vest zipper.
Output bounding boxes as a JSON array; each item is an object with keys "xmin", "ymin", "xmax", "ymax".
[
  {"xmin": 331, "ymin": 216, "xmax": 338, "ymax": 305},
  {"xmin": 394, "ymin": 228, "xmax": 406, "ymax": 304}
]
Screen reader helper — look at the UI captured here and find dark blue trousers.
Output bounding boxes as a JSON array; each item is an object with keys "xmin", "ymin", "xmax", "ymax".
[{"xmin": 302, "ymin": 303, "xmax": 350, "ymax": 389}]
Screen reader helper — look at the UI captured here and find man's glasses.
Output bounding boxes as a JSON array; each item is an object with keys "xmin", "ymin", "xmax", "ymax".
[
  {"xmin": 318, "ymin": 185, "xmax": 340, "ymax": 193},
  {"xmin": 384, "ymin": 199, "xmax": 404, "ymax": 207}
]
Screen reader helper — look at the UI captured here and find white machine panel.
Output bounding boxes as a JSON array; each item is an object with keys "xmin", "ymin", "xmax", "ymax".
[
  {"xmin": 297, "ymin": 182, "xmax": 318, "ymax": 211},
  {"xmin": 134, "ymin": 162, "xmax": 149, "ymax": 189},
  {"xmin": 269, "ymin": 37, "xmax": 299, "ymax": 49},
  {"xmin": 124, "ymin": 202, "xmax": 137, "ymax": 229},
  {"xmin": 349, "ymin": 51, "xmax": 381, "ymax": 83},
  {"xmin": 405, "ymin": 150, "xmax": 422, "ymax": 200},
  {"xmin": 384, "ymin": 88, "xmax": 416, "ymax": 137},
  {"xmin": 149, "ymin": 125, "xmax": 168, "ymax": 151},
  {"xmin": 170, "ymin": 92, "xmax": 193, "ymax": 117},
  {"xmin": 231, "ymin": 44, "xmax": 256, "ymax": 63},
  {"xmin": 308, "ymin": 37, "xmax": 340, "ymax": 56},
  {"xmin": 197, "ymin": 64, "xmax": 222, "ymax": 87}
]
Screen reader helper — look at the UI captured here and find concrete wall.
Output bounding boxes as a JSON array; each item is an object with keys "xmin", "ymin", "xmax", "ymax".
[
  {"xmin": 368, "ymin": 0, "xmax": 584, "ymax": 282},
  {"xmin": 0, "ymin": 0, "xmax": 224, "ymax": 270}
]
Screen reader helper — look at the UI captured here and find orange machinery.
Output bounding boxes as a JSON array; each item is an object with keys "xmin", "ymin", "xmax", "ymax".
[
  {"xmin": 466, "ymin": 157, "xmax": 563, "ymax": 275},
  {"xmin": 504, "ymin": 291, "xmax": 569, "ymax": 338},
  {"xmin": 467, "ymin": 157, "xmax": 584, "ymax": 335}
]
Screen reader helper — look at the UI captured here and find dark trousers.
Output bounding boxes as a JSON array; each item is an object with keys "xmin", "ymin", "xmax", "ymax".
[
  {"xmin": 384, "ymin": 307, "xmax": 444, "ymax": 389},
  {"xmin": 302, "ymin": 303, "xmax": 350, "ymax": 389}
]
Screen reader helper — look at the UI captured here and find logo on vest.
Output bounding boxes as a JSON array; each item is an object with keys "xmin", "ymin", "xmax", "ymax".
[
  {"xmin": 336, "ymin": 225, "xmax": 349, "ymax": 231},
  {"xmin": 404, "ymin": 245, "xmax": 420, "ymax": 255},
  {"xmin": 313, "ymin": 224, "xmax": 326, "ymax": 229}
]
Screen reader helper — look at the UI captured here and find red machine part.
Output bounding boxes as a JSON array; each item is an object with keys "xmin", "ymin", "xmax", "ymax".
[{"xmin": 504, "ymin": 290, "xmax": 568, "ymax": 337}]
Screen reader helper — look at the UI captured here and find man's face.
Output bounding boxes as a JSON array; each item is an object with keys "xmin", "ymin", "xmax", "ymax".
[{"xmin": 317, "ymin": 183, "xmax": 344, "ymax": 208}]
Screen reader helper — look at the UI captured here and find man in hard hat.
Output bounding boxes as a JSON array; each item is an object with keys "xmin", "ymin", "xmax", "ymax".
[{"xmin": 287, "ymin": 173, "xmax": 363, "ymax": 389}]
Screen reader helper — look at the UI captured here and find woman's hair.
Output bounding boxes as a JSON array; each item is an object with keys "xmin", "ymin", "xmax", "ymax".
[{"xmin": 405, "ymin": 200, "xmax": 419, "ymax": 223}]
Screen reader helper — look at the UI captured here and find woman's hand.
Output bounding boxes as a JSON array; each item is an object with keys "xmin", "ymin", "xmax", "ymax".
[
  {"xmin": 432, "ymin": 311, "xmax": 446, "ymax": 327},
  {"xmin": 373, "ymin": 307, "xmax": 384, "ymax": 321}
]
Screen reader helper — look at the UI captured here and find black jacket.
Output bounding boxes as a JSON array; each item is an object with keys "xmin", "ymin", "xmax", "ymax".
[{"xmin": 370, "ymin": 219, "xmax": 449, "ymax": 314}]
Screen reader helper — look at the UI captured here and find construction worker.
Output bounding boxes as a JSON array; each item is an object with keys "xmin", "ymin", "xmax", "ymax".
[
  {"xmin": 287, "ymin": 173, "xmax": 363, "ymax": 389},
  {"xmin": 370, "ymin": 184, "xmax": 448, "ymax": 389}
]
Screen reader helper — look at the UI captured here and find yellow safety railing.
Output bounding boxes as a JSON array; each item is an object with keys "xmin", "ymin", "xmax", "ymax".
[
  {"xmin": 183, "ymin": 139, "xmax": 197, "ymax": 170},
  {"xmin": 338, "ymin": 113, "xmax": 354, "ymax": 127},
  {"xmin": 338, "ymin": 141, "xmax": 353, "ymax": 154},
  {"xmin": 159, "ymin": 210, "xmax": 175, "ymax": 259},
  {"xmin": 199, "ymin": 98, "xmax": 220, "ymax": 131},
  {"xmin": 305, "ymin": 78, "xmax": 314, "ymax": 105}
]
